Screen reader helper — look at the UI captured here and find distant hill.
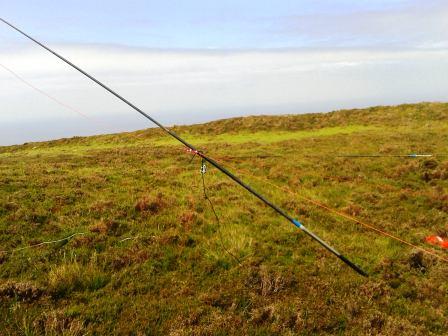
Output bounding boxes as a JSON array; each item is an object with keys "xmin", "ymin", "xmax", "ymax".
[{"xmin": 1, "ymin": 102, "xmax": 447, "ymax": 335}]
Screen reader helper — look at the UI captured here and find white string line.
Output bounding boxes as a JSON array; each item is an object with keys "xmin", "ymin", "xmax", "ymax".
[
  {"xmin": 0, "ymin": 62, "xmax": 113, "ymax": 130},
  {"xmin": 0, "ymin": 232, "xmax": 86, "ymax": 254}
]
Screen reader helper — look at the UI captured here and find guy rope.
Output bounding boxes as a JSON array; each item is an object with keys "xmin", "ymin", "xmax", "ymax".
[{"xmin": 0, "ymin": 17, "xmax": 367, "ymax": 276}]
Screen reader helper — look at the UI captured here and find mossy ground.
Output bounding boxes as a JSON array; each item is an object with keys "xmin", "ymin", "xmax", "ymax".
[{"xmin": 0, "ymin": 102, "xmax": 447, "ymax": 335}]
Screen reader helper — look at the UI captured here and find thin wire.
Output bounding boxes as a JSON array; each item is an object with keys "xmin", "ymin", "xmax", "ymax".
[
  {"xmin": 0, "ymin": 63, "xmax": 91, "ymax": 120},
  {"xmin": 0, "ymin": 232, "xmax": 86, "ymax": 254},
  {"xmin": 210, "ymin": 156, "xmax": 448, "ymax": 263},
  {"xmin": 200, "ymin": 159, "xmax": 242, "ymax": 266},
  {"xmin": 0, "ymin": 62, "xmax": 113, "ymax": 130},
  {"xmin": 334, "ymin": 154, "xmax": 447, "ymax": 158},
  {"xmin": 118, "ymin": 236, "xmax": 140, "ymax": 243},
  {"xmin": 220, "ymin": 153, "xmax": 448, "ymax": 160}
]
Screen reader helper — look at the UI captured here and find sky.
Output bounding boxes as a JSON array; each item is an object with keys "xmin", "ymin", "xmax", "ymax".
[{"xmin": 0, "ymin": 0, "xmax": 447, "ymax": 145}]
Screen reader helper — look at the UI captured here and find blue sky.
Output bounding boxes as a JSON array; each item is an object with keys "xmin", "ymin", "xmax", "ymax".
[
  {"xmin": 2, "ymin": 0, "xmax": 442, "ymax": 49},
  {"xmin": 0, "ymin": 1, "xmax": 447, "ymax": 145}
]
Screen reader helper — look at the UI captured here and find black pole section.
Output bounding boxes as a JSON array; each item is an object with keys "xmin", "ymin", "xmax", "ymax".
[{"xmin": 1, "ymin": 17, "xmax": 367, "ymax": 277}]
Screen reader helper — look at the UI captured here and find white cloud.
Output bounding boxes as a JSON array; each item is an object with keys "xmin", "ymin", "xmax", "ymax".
[{"xmin": 1, "ymin": 44, "xmax": 447, "ymax": 145}]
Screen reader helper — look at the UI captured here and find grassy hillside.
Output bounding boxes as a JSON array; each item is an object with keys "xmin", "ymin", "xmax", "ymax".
[{"xmin": 1, "ymin": 102, "xmax": 447, "ymax": 335}]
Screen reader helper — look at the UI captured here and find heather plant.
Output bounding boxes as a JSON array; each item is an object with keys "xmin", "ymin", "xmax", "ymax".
[{"xmin": 1, "ymin": 103, "xmax": 447, "ymax": 335}]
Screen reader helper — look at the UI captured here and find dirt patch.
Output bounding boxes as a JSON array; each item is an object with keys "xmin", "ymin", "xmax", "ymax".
[
  {"xmin": 0, "ymin": 281, "xmax": 44, "ymax": 302},
  {"xmin": 135, "ymin": 193, "xmax": 167, "ymax": 214}
]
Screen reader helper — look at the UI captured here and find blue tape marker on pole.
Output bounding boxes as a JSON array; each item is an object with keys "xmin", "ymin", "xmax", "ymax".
[{"xmin": 293, "ymin": 219, "xmax": 303, "ymax": 229}]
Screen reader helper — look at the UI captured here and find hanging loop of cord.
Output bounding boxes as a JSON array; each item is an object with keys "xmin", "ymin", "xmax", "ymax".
[{"xmin": 199, "ymin": 158, "xmax": 242, "ymax": 265}]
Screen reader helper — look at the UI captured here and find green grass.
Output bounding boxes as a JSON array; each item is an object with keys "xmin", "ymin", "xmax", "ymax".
[
  {"xmin": 153, "ymin": 125, "xmax": 378, "ymax": 146},
  {"xmin": 0, "ymin": 102, "xmax": 447, "ymax": 335}
]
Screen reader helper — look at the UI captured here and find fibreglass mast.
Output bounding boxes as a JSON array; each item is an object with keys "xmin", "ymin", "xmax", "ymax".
[{"xmin": 0, "ymin": 17, "xmax": 367, "ymax": 276}]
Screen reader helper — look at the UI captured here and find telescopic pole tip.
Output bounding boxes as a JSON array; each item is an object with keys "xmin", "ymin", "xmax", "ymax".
[{"xmin": 338, "ymin": 254, "xmax": 368, "ymax": 277}]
